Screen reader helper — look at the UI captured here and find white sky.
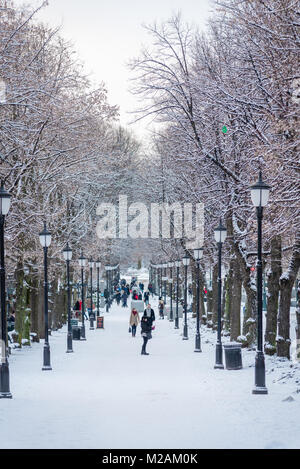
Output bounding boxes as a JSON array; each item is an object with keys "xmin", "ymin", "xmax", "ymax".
[{"xmin": 13, "ymin": 0, "xmax": 214, "ymax": 139}]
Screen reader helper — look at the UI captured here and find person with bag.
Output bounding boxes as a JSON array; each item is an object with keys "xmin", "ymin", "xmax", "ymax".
[
  {"xmin": 129, "ymin": 307, "xmax": 140, "ymax": 337},
  {"xmin": 140, "ymin": 304, "xmax": 155, "ymax": 355}
]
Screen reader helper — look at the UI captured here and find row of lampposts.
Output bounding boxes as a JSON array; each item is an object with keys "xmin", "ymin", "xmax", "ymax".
[
  {"xmin": 150, "ymin": 171, "xmax": 271, "ymax": 394},
  {"xmin": 0, "ymin": 170, "xmax": 270, "ymax": 397},
  {"xmin": 0, "ymin": 179, "xmax": 118, "ymax": 397}
]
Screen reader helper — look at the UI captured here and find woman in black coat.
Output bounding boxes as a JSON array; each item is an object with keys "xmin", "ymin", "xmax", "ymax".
[{"xmin": 140, "ymin": 304, "xmax": 155, "ymax": 355}]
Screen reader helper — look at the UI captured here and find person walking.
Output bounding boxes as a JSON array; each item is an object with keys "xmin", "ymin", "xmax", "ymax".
[
  {"xmin": 140, "ymin": 304, "xmax": 155, "ymax": 355},
  {"xmin": 122, "ymin": 290, "xmax": 128, "ymax": 307},
  {"xmin": 116, "ymin": 291, "xmax": 121, "ymax": 305},
  {"xmin": 144, "ymin": 290, "xmax": 150, "ymax": 305},
  {"xmin": 129, "ymin": 307, "xmax": 140, "ymax": 337},
  {"xmin": 73, "ymin": 300, "xmax": 80, "ymax": 318},
  {"xmin": 158, "ymin": 297, "xmax": 165, "ymax": 319}
]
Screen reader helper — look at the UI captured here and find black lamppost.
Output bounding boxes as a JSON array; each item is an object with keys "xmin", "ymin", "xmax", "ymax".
[
  {"xmin": 78, "ymin": 252, "xmax": 87, "ymax": 340},
  {"xmin": 194, "ymin": 248, "xmax": 204, "ymax": 353},
  {"xmin": 63, "ymin": 243, "xmax": 73, "ymax": 353},
  {"xmin": 174, "ymin": 260, "xmax": 181, "ymax": 329},
  {"xmin": 0, "ymin": 183, "xmax": 12, "ymax": 398},
  {"xmin": 214, "ymin": 220, "xmax": 227, "ymax": 369},
  {"xmin": 162, "ymin": 263, "xmax": 167, "ymax": 304},
  {"xmin": 88, "ymin": 259, "xmax": 95, "ymax": 330},
  {"xmin": 105, "ymin": 265, "xmax": 110, "ymax": 312},
  {"xmin": 39, "ymin": 222, "xmax": 52, "ymax": 371},
  {"xmin": 182, "ymin": 255, "xmax": 190, "ymax": 340},
  {"xmin": 159, "ymin": 264, "xmax": 162, "ymax": 298},
  {"xmin": 154, "ymin": 265, "xmax": 158, "ymax": 296},
  {"xmin": 96, "ymin": 260, "xmax": 101, "ymax": 317},
  {"xmin": 250, "ymin": 171, "xmax": 271, "ymax": 395},
  {"xmin": 168, "ymin": 261, "xmax": 174, "ymax": 321}
]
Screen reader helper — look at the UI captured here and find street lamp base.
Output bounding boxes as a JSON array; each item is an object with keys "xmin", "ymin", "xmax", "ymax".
[
  {"xmin": 80, "ymin": 326, "xmax": 86, "ymax": 340},
  {"xmin": 0, "ymin": 392, "xmax": 12, "ymax": 399},
  {"xmin": 42, "ymin": 366, "xmax": 52, "ymax": 371},
  {"xmin": 214, "ymin": 364, "xmax": 224, "ymax": 369},
  {"xmin": 195, "ymin": 334, "xmax": 201, "ymax": 352},
  {"xmin": 66, "ymin": 350, "xmax": 74, "ymax": 353},
  {"xmin": 252, "ymin": 386, "xmax": 268, "ymax": 395},
  {"xmin": 169, "ymin": 318, "xmax": 174, "ymax": 322},
  {"xmin": 214, "ymin": 342, "xmax": 224, "ymax": 369},
  {"xmin": 182, "ymin": 336, "xmax": 189, "ymax": 340}
]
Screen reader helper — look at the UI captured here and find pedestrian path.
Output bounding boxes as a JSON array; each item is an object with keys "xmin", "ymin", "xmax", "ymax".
[{"xmin": 0, "ymin": 299, "xmax": 299, "ymax": 449}]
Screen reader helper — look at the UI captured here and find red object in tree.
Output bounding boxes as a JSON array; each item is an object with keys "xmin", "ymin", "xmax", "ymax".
[{"xmin": 250, "ymin": 266, "xmax": 255, "ymax": 272}]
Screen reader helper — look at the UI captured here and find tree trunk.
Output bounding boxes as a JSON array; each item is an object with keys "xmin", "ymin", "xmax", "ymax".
[
  {"xmin": 199, "ymin": 265, "xmax": 206, "ymax": 324},
  {"xmin": 14, "ymin": 259, "xmax": 29, "ymax": 346},
  {"xmin": 231, "ymin": 256, "xmax": 242, "ymax": 341},
  {"xmin": 296, "ymin": 280, "xmax": 300, "ymax": 362},
  {"xmin": 224, "ymin": 261, "xmax": 233, "ymax": 334},
  {"xmin": 241, "ymin": 276, "xmax": 257, "ymax": 348},
  {"xmin": 227, "ymin": 214, "xmax": 256, "ymax": 347},
  {"xmin": 277, "ymin": 230, "xmax": 300, "ymax": 358},
  {"xmin": 264, "ymin": 235, "xmax": 281, "ymax": 355},
  {"xmin": 30, "ymin": 263, "xmax": 41, "ymax": 341}
]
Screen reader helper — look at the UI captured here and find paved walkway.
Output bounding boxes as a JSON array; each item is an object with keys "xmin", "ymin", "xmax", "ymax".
[{"xmin": 0, "ymin": 298, "xmax": 299, "ymax": 449}]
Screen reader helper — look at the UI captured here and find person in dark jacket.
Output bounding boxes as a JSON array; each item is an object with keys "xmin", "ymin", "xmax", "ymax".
[
  {"xmin": 143, "ymin": 290, "xmax": 150, "ymax": 305},
  {"xmin": 122, "ymin": 291, "xmax": 128, "ymax": 307},
  {"xmin": 140, "ymin": 304, "xmax": 155, "ymax": 355}
]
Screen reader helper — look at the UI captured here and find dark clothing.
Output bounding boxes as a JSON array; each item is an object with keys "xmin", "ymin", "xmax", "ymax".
[
  {"xmin": 144, "ymin": 292, "xmax": 149, "ymax": 301},
  {"xmin": 141, "ymin": 309, "xmax": 155, "ymax": 354},
  {"xmin": 132, "ymin": 324, "xmax": 137, "ymax": 337},
  {"xmin": 122, "ymin": 293, "xmax": 128, "ymax": 307},
  {"xmin": 142, "ymin": 336, "xmax": 149, "ymax": 354},
  {"xmin": 104, "ymin": 289, "xmax": 109, "ymax": 299},
  {"xmin": 141, "ymin": 309, "xmax": 155, "ymax": 333}
]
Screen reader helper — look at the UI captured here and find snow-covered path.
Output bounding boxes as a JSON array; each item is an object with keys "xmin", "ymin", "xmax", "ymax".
[{"xmin": 1, "ymin": 298, "xmax": 299, "ymax": 449}]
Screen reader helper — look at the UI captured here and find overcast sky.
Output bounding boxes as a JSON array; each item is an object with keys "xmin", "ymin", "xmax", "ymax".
[{"xmin": 13, "ymin": 0, "xmax": 214, "ymax": 138}]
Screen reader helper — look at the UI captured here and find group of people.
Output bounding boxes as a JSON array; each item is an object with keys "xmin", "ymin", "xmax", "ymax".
[
  {"xmin": 129, "ymin": 303, "xmax": 155, "ymax": 355},
  {"xmin": 114, "ymin": 283, "xmax": 130, "ymax": 308}
]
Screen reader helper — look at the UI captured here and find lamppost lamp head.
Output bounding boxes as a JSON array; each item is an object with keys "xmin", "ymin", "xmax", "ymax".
[
  {"xmin": 250, "ymin": 171, "xmax": 271, "ymax": 207},
  {"xmin": 0, "ymin": 183, "xmax": 11, "ymax": 216},
  {"xmin": 78, "ymin": 253, "xmax": 87, "ymax": 267},
  {"xmin": 182, "ymin": 256, "xmax": 190, "ymax": 266},
  {"xmin": 39, "ymin": 222, "xmax": 51, "ymax": 248},
  {"xmin": 63, "ymin": 242, "xmax": 72, "ymax": 261},
  {"xmin": 88, "ymin": 258, "xmax": 94, "ymax": 269},
  {"xmin": 96, "ymin": 259, "xmax": 101, "ymax": 268},
  {"xmin": 214, "ymin": 220, "xmax": 227, "ymax": 244},
  {"xmin": 175, "ymin": 260, "xmax": 181, "ymax": 268},
  {"xmin": 194, "ymin": 247, "xmax": 204, "ymax": 260}
]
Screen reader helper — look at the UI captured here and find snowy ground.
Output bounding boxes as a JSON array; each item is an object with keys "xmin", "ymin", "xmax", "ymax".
[{"xmin": 1, "ymin": 296, "xmax": 299, "ymax": 449}]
